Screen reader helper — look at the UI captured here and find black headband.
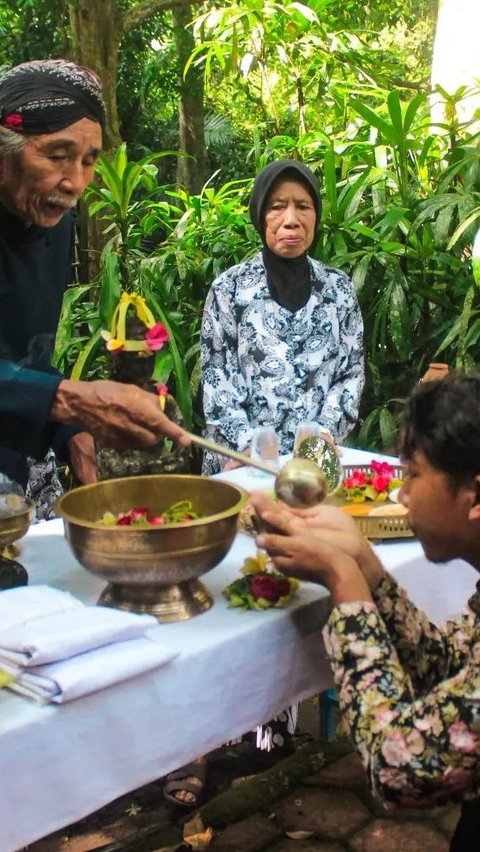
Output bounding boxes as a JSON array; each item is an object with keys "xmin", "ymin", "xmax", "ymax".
[{"xmin": 0, "ymin": 59, "xmax": 105, "ymax": 134}]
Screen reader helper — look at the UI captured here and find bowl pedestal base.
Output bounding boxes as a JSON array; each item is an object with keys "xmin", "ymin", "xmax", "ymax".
[
  {"xmin": 0, "ymin": 552, "xmax": 28, "ymax": 590},
  {"xmin": 98, "ymin": 578, "xmax": 214, "ymax": 623}
]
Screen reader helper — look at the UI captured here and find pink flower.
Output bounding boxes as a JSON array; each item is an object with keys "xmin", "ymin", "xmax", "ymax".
[
  {"xmin": 145, "ymin": 323, "xmax": 169, "ymax": 351},
  {"xmin": 130, "ymin": 507, "xmax": 149, "ymax": 521},
  {"xmin": 344, "ymin": 470, "xmax": 367, "ymax": 489},
  {"xmin": 448, "ymin": 721, "xmax": 479, "ymax": 754},
  {"xmin": 156, "ymin": 383, "xmax": 168, "ymax": 397},
  {"xmin": 378, "ymin": 767, "xmax": 408, "ymax": 791},
  {"xmin": 370, "ymin": 474, "xmax": 390, "ymax": 493},
  {"xmin": 371, "ymin": 460, "xmax": 394, "ymax": 477},
  {"xmin": 3, "ymin": 113, "xmax": 23, "ymax": 130},
  {"xmin": 381, "ymin": 730, "xmax": 412, "ymax": 767}
]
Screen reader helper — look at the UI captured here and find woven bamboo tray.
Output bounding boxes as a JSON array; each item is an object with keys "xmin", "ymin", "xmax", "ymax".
[{"xmin": 328, "ymin": 463, "xmax": 413, "ymax": 540}]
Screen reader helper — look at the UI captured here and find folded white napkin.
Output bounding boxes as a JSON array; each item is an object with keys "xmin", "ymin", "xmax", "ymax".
[
  {"xmin": 0, "ymin": 585, "xmax": 179, "ymax": 704},
  {"xmin": 0, "ymin": 606, "xmax": 158, "ymax": 670},
  {"xmin": 7, "ymin": 637, "xmax": 178, "ymax": 703},
  {"xmin": 0, "ymin": 585, "xmax": 82, "ymax": 632}
]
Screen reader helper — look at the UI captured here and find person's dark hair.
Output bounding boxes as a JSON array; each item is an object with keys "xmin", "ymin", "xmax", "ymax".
[{"xmin": 400, "ymin": 372, "xmax": 480, "ymax": 486}]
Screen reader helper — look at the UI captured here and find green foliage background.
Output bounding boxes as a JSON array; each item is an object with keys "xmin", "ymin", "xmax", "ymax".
[{"xmin": 2, "ymin": 0, "xmax": 480, "ymax": 452}]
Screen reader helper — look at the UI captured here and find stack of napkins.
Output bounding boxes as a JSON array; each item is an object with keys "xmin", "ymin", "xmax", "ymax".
[{"xmin": 0, "ymin": 585, "xmax": 179, "ymax": 703}]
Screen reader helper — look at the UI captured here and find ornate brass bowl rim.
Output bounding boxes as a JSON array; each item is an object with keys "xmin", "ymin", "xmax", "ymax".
[{"xmin": 55, "ymin": 474, "xmax": 248, "ymax": 530}]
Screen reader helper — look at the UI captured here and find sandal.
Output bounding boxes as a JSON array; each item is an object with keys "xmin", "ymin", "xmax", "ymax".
[{"xmin": 163, "ymin": 760, "xmax": 207, "ymax": 809}]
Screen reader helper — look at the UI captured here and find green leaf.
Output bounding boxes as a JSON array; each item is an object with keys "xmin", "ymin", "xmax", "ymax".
[
  {"xmin": 70, "ymin": 329, "xmax": 103, "ymax": 381},
  {"xmin": 472, "ymin": 228, "xmax": 480, "ymax": 289},
  {"xmin": 379, "ymin": 407, "xmax": 398, "ymax": 451},
  {"xmin": 350, "ymin": 99, "xmax": 398, "ymax": 145},
  {"xmin": 99, "ymin": 253, "xmax": 122, "ymax": 329}
]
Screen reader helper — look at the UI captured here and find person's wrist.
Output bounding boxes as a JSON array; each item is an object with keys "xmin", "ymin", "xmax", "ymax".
[
  {"xmin": 359, "ymin": 539, "xmax": 385, "ymax": 592},
  {"xmin": 328, "ymin": 554, "xmax": 373, "ymax": 605},
  {"xmin": 49, "ymin": 379, "xmax": 75, "ymax": 423}
]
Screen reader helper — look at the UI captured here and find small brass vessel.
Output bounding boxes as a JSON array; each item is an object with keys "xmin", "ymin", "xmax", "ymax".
[
  {"xmin": 0, "ymin": 497, "xmax": 34, "ymax": 554},
  {"xmin": 55, "ymin": 475, "xmax": 247, "ymax": 622},
  {"xmin": 0, "ymin": 497, "xmax": 34, "ymax": 588}
]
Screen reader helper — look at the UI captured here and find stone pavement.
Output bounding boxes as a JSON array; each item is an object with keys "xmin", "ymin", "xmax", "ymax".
[{"xmin": 26, "ymin": 701, "xmax": 458, "ymax": 852}]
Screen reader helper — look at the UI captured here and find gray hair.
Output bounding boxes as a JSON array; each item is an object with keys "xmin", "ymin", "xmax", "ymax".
[{"xmin": 0, "ymin": 124, "xmax": 27, "ymax": 157}]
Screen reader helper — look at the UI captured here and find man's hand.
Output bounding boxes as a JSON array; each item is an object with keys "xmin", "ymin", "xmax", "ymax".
[
  {"xmin": 50, "ymin": 380, "xmax": 191, "ymax": 450},
  {"xmin": 67, "ymin": 432, "xmax": 97, "ymax": 484},
  {"xmin": 249, "ymin": 492, "xmax": 384, "ymax": 593}
]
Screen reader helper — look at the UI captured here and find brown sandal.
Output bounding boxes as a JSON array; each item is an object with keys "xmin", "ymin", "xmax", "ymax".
[{"xmin": 163, "ymin": 761, "xmax": 207, "ymax": 809}]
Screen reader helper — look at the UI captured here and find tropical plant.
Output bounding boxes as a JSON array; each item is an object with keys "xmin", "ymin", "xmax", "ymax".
[{"xmin": 54, "ymin": 145, "xmax": 255, "ymax": 432}]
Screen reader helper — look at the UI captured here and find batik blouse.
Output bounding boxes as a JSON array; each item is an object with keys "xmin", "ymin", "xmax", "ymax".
[
  {"xmin": 201, "ymin": 252, "xmax": 364, "ymax": 474},
  {"xmin": 323, "ymin": 572, "xmax": 480, "ymax": 807}
]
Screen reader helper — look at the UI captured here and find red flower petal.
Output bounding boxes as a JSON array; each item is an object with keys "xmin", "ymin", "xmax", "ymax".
[
  {"xmin": 3, "ymin": 113, "xmax": 23, "ymax": 131},
  {"xmin": 145, "ymin": 323, "xmax": 169, "ymax": 351}
]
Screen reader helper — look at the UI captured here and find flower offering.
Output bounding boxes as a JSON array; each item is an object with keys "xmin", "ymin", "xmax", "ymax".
[
  {"xmin": 101, "ymin": 291, "xmax": 169, "ymax": 356},
  {"xmin": 98, "ymin": 500, "xmax": 199, "ymax": 526},
  {"xmin": 223, "ymin": 551, "xmax": 299, "ymax": 611},
  {"xmin": 341, "ymin": 460, "xmax": 402, "ymax": 503}
]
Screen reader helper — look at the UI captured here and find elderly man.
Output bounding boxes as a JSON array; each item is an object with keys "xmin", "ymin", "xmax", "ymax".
[
  {"xmin": 252, "ymin": 373, "xmax": 480, "ymax": 852},
  {"xmin": 0, "ymin": 59, "xmax": 188, "ymax": 495}
]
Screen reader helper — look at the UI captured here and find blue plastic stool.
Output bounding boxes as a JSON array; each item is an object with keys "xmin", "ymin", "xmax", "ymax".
[{"xmin": 318, "ymin": 688, "xmax": 339, "ymax": 740}]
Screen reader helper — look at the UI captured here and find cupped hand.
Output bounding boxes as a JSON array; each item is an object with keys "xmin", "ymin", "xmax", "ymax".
[
  {"xmin": 253, "ymin": 510, "xmax": 372, "ymax": 605},
  {"xmin": 249, "ymin": 492, "xmax": 384, "ymax": 593}
]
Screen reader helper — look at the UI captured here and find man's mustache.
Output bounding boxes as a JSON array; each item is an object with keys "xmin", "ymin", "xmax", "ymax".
[{"xmin": 44, "ymin": 196, "xmax": 78, "ymax": 209}]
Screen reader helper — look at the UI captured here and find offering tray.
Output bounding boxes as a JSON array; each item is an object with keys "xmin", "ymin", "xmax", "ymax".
[{"xmin": 327, "ymin": 463, "xmax": 413, "ymax": 540}]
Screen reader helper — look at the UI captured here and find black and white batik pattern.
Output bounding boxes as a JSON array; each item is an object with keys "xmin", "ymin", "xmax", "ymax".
[
  {"xmin": 26, "ymin": 448, "xmax": 63, "ymax": 521},
  {"xmin": 201, "ymin": 252, "xmax": 364, "ymax": 474}
]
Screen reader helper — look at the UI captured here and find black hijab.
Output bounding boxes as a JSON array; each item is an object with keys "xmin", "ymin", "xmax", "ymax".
[{"xmin": 249, "ymin": 159, "xmax": 321, "ymax": 312}]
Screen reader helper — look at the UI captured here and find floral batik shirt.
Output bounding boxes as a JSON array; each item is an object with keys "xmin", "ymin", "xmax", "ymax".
[
  {"xmin": 201, "ymin": 252, "xmax": 364, "ymax": 474},
  {"xmin": 323, "ymin": 572, "xmax": 480, "ymax": 807}
]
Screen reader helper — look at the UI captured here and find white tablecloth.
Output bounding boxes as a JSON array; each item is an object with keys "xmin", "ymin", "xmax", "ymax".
[{"xmin": 1, "ymin": 447, "xmax": 477, "ymax": 851}]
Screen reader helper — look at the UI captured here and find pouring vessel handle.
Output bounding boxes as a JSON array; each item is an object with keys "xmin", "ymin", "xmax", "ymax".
[{"xmin": 186, "ymin": 433, "xmax": 278, "ymax": 476}]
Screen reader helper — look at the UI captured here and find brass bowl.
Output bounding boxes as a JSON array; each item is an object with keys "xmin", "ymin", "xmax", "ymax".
[
  {"xmin": 0, "ymin": 497, "xmax": 35, "ymax": 554},
  {"xmin": 55, "ymin": 475, "xmax": 247, "ymax": 622}
]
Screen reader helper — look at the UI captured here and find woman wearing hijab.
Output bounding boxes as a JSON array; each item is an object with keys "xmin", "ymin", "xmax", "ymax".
[
  {"xmin": 201, "ymin": 159, "xmax": 364, "ymax": 474},
  {"xmin": 162, "ymin": 161, "xmax": 364, "ymax": 810}
]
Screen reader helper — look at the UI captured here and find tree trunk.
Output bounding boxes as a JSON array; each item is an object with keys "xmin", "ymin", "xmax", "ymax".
[
  {"xmin": 68, "ymin": 0, "xmax": 123, "ymax": 150},
  {"xmin": 172, "ymin": 4, "xmax": 207, "ymax": 193},
  {"xmin": 430, "ymin": 0, "xmax": 480, "ymax": 127},
  {"xmin": 67, "ymin": 0, "xmax": 204, "ymax": 275}
]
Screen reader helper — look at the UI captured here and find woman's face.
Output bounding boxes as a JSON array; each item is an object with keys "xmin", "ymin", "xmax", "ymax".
[{"xmin": 264, "ymin": 178, "xmax": 316, "ymax": 258}]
